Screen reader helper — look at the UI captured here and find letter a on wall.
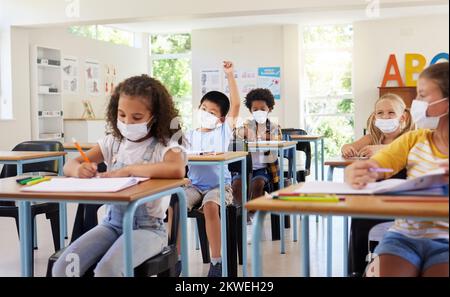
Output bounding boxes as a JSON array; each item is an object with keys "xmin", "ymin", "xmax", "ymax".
[
  {"xmin": 381, "ymin": 54, "xmax": 404, "ymax": 87},
  {"xmin": 405, "ymin": 53, "xmax": 426, "ymax": 87}
]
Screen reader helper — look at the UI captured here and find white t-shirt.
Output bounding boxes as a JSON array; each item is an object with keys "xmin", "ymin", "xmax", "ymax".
[{"xmin": 98, "ymin": 134, "xmax": 187, "ymax": 219}]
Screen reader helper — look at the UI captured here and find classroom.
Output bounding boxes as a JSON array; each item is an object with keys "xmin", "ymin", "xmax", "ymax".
[{"xmin": 0, "ymin": 0, "xmax": 448, "ymax": 284}]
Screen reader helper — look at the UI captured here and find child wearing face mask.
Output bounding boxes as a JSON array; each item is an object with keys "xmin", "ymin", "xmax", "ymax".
[
  {"xmin": 232, "ymin": 88, "xmax": 281, "ymax": 241},
  {"xmin": 52, "ymin": 75, "xmax": 187, "ymax": 277},
  {"xmin": 345, "ymin": 62, "xmax": 449, "ymax": 277},
  {"xmin": 177, "ymin": 61, "xmax": 240, "ymax": 277},
  {"xmin": 345, "ymin": 93, "xmax": 414, "ymax": 276},
  {"xmin": 342, "ymin": 93, "xmax": 413, "ymax": 159}
]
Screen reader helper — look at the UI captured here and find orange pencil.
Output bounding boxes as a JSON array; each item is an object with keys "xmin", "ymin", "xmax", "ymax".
[{"xmin": 72, "ymin": 138, "xmax": 91, "ymax": 163}]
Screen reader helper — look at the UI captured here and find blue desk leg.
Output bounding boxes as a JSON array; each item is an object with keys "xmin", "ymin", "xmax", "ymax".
[
  {"xmin": 327, "ymin": 215, "xmax": 333, "ymax": 277},
  {"xmin": 194, "ymin": 221, "xmax": 200, "ymax": 250},
  {"xmin": 177, "ymin": 190, "xmax": 189, "ymax": 277},
  {"xmin": 321, "ymin": 139, "xmax": 325, "ymax": 181},
  {"xmin": 241, "ymin": 159, "xmax": 248, "ymax": 277},
  {"xmin": 123, "ymin": 203, "xmax": 135, "ymax": 277},
  {"xmin": 314, "ymin": 140, "xmax": 319, "ymax": 181},
  {"xmin": 18, "ymin": 200, "xmax": 32, "ymax": 277},
  {"xmin": 279, "ymin": 148, "xmax": 285, "ymax": 255},
  {"xmin": 343, "ymin": 216, "xmax": 349, "ymax": 277},
  {"xmin": 327, "ymin": 166, "xmax": 335, "ymax": 182},
  {"xmin": 220, "ymin": 163, "xmax": 228, "ymax": 276},
  {"xmin": 251, "ymin": 211, "xmax": 267, "ymax": 277},
  {"xmin": 314, "ymin": 142, "xmax": 320, "ymax": 223},
  {"xmin": 301, "ymin": 215, "xmax": 310, "ymax": 277},
  {"xmin": 58, "ymin": 156, "xmax": 68, "ymax": 240},
  {"xmin": 292, "ymin": 148, "xmax": 298, "ymax": 242}
]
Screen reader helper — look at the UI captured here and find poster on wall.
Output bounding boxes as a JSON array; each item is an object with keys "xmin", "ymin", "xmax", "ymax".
[
  {"xmin": 85, "ymin": 59, "xmax": 101, "ymax": 96},
  {"xmin": 200, "ymin": 69, "xmax": 221, "ymax": 97},
  {"xmin": 105, "ymin": 64, "xmax": 117, "ymax": 94},
  {"xmin": 62, "ymin": 56, "xmax": 79, "ymax": 94},
  {"xmin": 222, "ymin": 70, "xmax": 239, "ymax": 95},
  {"xmin": 239, "ymin": 70, "xmax": 257, "ymax": 95},
  {"xmin": 257, "ymin": 67, "xmax": 281, "ymax": 100}
]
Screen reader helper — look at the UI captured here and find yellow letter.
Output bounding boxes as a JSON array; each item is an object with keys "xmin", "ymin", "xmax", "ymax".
[{"xmin": 405, "ymin": 53, "xmax": 426, "ymax": 87}]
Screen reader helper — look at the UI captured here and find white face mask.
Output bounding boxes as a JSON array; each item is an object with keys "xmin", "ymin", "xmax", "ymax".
[
  {"xmin": 198, "ymin": 109, "xmax": 219, "ymax": 129},
  {"xmin": 410, "ymin": 98, "xmax": 448, "ymax": 129},
  {"xmin": 374, "ymin": 118, "xmax": 400, "ymax": 134},
  {"xmin": 117, "ymin": 119, "xmax": 151, "ymax": 141},
  {"xmin": 253, "ymin": 111, "xmax": 269, "ymax": 124}
]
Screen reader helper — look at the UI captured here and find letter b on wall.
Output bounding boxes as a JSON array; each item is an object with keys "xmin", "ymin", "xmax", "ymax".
[{"xmin": 405, "ymin": 53, "xmax": 426, "ymax": 87}]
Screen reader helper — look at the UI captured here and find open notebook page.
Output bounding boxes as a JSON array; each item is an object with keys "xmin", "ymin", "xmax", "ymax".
[
  {"xmin": 294, "ymin": 179, "xmax": 406, "ymax": 195},
  {"xmin": 21, "ymin": 177, "xmax": 149, "ymax": 193},
  {"xmin": 295, "ymin": 168, "xmax": 447, "ymax": 195}
]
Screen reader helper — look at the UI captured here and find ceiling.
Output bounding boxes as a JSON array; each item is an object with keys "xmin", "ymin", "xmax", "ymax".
[{"xmin": 108, "ymin": 4, "xmax": 449, "ymax": 33}]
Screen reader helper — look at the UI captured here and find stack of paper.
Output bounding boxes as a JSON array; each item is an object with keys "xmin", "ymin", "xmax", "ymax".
[{"xmin": 21, "ymin": 177, "xmax": 149, "ymax": 192}]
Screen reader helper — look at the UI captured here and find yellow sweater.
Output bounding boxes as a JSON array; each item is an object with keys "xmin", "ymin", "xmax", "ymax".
[{"xmin": 371, "ymin": 129, "xmax": 449, "ymax": 239}]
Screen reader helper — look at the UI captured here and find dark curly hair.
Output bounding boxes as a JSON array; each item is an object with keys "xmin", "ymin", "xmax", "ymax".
[
  {"xmin": 106, "ymin": 74, "xmax": 183, "ymax": 145},
  {"xmin": 244, "ymin": 88, "xmax": 275, "ymax": 110}
]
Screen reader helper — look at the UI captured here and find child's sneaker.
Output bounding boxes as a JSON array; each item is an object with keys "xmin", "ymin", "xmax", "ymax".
[{"xmin": 207, "ymin": 262, "xmax": 222, "ymax": 277}]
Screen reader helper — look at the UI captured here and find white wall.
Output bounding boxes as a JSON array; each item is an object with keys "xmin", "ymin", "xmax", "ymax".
[
  {"xmin": 0, "ymin": 27, "xmax": 32, "ymax": 151},
  {"xmin": 192, "ymin": 25, "xmax": 301, "ymax": 128},
  {"xmin": 3, "ymin": 0, "xmax": 443, "ymax": 27},
  {"xmin": 0, "ymin": 26, "xmax": 148, "ymax": 150},
  {"xmin": 353, "ymin": 14, "xmax": 449, "ymax": 138},
  {"xmin": 28, "ymin": 27, "xmax": 148, "ymax": 118}
]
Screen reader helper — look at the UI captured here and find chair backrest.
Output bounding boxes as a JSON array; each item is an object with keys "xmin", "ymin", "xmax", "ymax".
[
  {"xmin": 168, "ymin": 195, "xmax": 180, "ymax": 245},
  {"xmin": 281, "ymin": 128, "xmax": 312, "ymax": 173},
  {"xmin": 0, "ymin": 141, "xmax": 64, "ymax": 178}
]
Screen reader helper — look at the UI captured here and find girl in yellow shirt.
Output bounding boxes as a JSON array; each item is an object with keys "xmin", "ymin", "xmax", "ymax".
[{"xmin": 345, "ymin": 62, "xmax": 449, "ymax": 277}]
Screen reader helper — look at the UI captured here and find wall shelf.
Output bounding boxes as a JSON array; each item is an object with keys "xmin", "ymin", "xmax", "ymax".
[{"xmin": 30, "ymin": 46, "xmax": 64, "ymax": 141}]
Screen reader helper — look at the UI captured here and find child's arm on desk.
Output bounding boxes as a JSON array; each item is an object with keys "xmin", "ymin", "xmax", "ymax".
[
  {"xmin": 99, "ymin": 149, "xmax": 185, "ymax": 178},
  {"xmin": 64, "ymin": 144, "xmax": 103, "ymax": 178}
]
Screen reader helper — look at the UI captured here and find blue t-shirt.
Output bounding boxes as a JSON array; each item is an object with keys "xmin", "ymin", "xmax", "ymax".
[{"xmin": 186, "ymin": 122, "xmax": 233, "ymax": 191}]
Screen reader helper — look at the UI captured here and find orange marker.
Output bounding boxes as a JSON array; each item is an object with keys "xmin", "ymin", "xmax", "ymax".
[{"xmin": 72, "ymin": 138, "xmax": 91, "ymax": 163}]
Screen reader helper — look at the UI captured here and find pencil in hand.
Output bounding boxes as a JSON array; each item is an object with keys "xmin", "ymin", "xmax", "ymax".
[{"xmin": 72, "ymin": 137, "xmax": 91, "ymax": 163}]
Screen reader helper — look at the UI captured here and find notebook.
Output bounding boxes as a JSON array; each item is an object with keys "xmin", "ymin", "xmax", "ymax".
[
  {"xmin": 21, "ymin": 177, "xmax": 149, "ymax": 193},
  {"xmin": 247, "ymin": 141, "xmax": 286, "ymax": 145},
  {"xmin": 295, "ymin": 169, "xmax": 447, "ymax": 195}
]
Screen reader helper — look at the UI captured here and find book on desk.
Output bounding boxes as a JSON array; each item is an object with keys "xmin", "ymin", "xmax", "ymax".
[
  {"xmin": 20, "ymin": 177, "xmax": 149, "ymax": 192},
  {"xmin": 284, "ymin": 169, "xmax": 448, "ymax": 196}
]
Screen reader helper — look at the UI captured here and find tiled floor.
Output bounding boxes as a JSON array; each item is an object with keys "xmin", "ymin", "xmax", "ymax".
[
  {"xmin": 0, "ymin": 208, "xmax": 348, "ymax": 277},
  {"xmin": 0, "ymin": 166, "xmax": 349, "ymax": 277}
]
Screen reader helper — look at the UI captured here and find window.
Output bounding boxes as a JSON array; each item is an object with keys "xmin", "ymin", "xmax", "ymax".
[
  {"xmin": 68, "ymin": 25, "xmax": 134, "ymax": 47},
  {"xmin": 150, "ymin": 33, "xmax": 192, "ymax": 129},
  {"xmin": 302, "ymin": 24, "xmax": 354, "ymax": 158}
]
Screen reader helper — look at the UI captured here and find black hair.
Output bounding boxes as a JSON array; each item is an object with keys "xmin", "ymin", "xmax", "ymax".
[
  {"xmin": 244, "ymin": 88, "xmax": 275, "ymax": 110},
  {"xmin": 200, "ymin": 91, "xmax": 230, "ymax": 117}
]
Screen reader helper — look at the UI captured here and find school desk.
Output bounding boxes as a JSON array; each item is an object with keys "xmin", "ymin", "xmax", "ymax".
[
  {"xmin": 247, "ymin": 141, "xmax": 298, "ymax": 253},
  {"xmin": 288, "ymin": 135, "xmax": 325, "ymax": 181},
  {"xmin": 63, "ymin": 142, "xmax": 96, "ymax": 152},
  {"xmin": 0, "ymin": 151, "xmax": 67, "ymax": 249},
  {"xmin": 0, "ymin": 177, "xmax": 190, "ymax": 277},
  {"xmin": 187, "ymin": 151, "xmax": 248, "ymax": 277},
  {"xmin": 324, "ymin": 156, "xmax": 363, "ymax": 275},
  {"xmin": 246, "ymin": 183, "xmax": 449, "ymax": 277},
  {"xmin": 325, "ymin": 157, "xmax": 365, "ymax": 182}
]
